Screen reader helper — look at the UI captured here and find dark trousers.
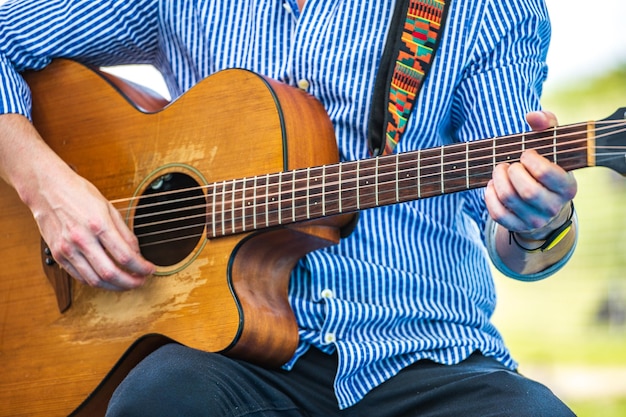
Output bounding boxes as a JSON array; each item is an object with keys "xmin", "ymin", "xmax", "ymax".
[{"xmin": 106, "ymin": 344, "xmax": 575, "ymax": 417}]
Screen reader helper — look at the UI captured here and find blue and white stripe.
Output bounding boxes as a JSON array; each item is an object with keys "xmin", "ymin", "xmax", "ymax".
[{"xmin": 0, "ymin": 0, "xmax": 551, "ymax": 409}]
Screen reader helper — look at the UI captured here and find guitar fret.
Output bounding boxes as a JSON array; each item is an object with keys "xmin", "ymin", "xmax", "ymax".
[
  {"xmin": 241, "ymin": 178, "xmax": 246, "ymax": 232},
  {"xmin": 232, "ymin": 179, "xmax": 237, "ymax": 234},
  {"xmin": 492, "ymin": 138, "xmax": 496, "ymax": 171},
  {"xmin": 248, "ymin": 177, "xmax": 256, "ymax": 230},
  {"xmin": 340, "ymin": 161, "xmax": 359, "ymax": 212},
  {"xmin": 553, "ymin": 126, "xmax": 558, "ymax": 164},
  {"xmin": 222, "ymin": 180, "xmax": 226, "ymax": 236},
  {"xmin": 356, "ymin": 160, "xmax": 361, "ymax": 210},
  {"xmin": 358, "ymin": 159, "xmax": 378, "ymax": 209},
  {"xmin": 292, "ymin": 170, "xmax": 296, "ymax": 222},
  {"xmin": 417, "ymin": 151, "xmax": 421, "ymax": 199},
  {"xmin": 395, "ymin": 153, "xmax": 400, "ymax": 203},
  {"xmin": 278, "ymin": 174, "xmax": 283, "ymax": 224},
  {"xmin": 375, "ymin": 157, "xmax": 379, "ymax": 207},
  {"xmin": 558, "ymin": 125, "xmax": 589, "ymax": 171},
  {"xmin": 338, "ymin": 163, "xmax": 342, "ymax": 213},
  {"xmin": 440, "ymin": 146, "xmax": 444, "ymax": 195},
  {"xmin": 294, "ymin": 167, "xmax": 311, "ymax": 220},
  {"xmin": 211, "ymin": 182, "xmax": 217, "ymax": 237},
  {"xmin": 394, "ymin": 152, "xmax": 417, "ymax": 203},
  {"xmin": 419, "ymin": 148, "xmax": 441, "ymax": 198},
  {"xmin": 376, "ymin": 155, "xmax": 397, "ymax": 206},
  {"xmin": 321, "ymin": 166, "xmax": 326, "ymax": 217},
  {"xmin": 467, "ymin": 140, "xmax": 492, "ymax": 189},
  {"xmin": 291, "ymin": 167, "xmax": 311, "ymax": 222},
  {"xmin": 322, "ymin": 164, "xmax": 340, "ymax": 215},
  {"xmin": 307, "ymin": 167, "xmax": 323, "ymax": 219},
  {"xmin": 496, "ymin": 135, "xmax": 522, "ymax": 166},
  {"xmin": 465, "ymin": 141, "xmax": 469, "ymax": 190},
  {"xmin": 253, "ymin": 176, "xmax": 258, "ymax": 230},
  {"xmin": 265, "ymin": 173, "xmax": 270, "ymax": 228},
  {"xmin": 443, "ymin": 143, "xmax": 467, "ymax": 194}
]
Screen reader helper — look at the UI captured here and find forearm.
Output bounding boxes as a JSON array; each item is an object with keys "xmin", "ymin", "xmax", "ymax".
[
  {"xmin": 0, "ymin": 112, "xmax": 154, "ymax": 290},
  {"xmin": 0, "ymin": 114, "xmax": 71, "ymax": 206}
]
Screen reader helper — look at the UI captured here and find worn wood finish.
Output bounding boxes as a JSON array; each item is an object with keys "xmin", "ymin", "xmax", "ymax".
[{"xmin": 0, "ymin": 60, "xmax": 349, "ymax": 417}]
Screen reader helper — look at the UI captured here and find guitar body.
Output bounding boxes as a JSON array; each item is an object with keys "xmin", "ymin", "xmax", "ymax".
[{"xmin": 0, "ymin": 60, "xmax": 351, "ymax": 416}]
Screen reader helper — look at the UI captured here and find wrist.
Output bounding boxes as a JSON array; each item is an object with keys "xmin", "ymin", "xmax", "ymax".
[
  {"xmin": 485, "ymin": 206, "xmax": 578, "ymax": 282},
  {"xmin": 509, "ymin": 201, "xmax": 575, "ymax": 253}
]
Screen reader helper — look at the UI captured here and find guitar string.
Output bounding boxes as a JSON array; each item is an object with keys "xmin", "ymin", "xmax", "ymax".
[
  {"xmin": 122, "ymin": 124, "xmax": 626, "ymax": 234},
  {"xmin": 132, "ymin": 146, "xmax": 609, "ymax": 248},
  {"xmin": 132, "ymin": 149, "xmax": 626, "ymax": 247},
  {"xmin": 133, "ymin": 147, "xmax": 594, "ymax": 246},
  {"xmin": 105, "ymin": 121, "xmax": 626, "ymax": 244},
  {"xmin": 122, "ymin": 123, "xmax": 626, "ymax": 244},
  {"xmin": 111, "ymin": 119, "xmax": 622, "ymax": 211},
  {"xmin": 126, "ymin": 124, "xmax": 624, "ymax": 223}
]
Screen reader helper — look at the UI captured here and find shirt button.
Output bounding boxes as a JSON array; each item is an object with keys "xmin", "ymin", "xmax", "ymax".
[
  {"xmin": 321, "ymin": 289, "xmax": 334, "ymax": 298},
  {"xmin": 324, "ymin": 333, "xmax": 336, "ymax": 343},
  {"xmin": 297, "ymin": 79, "xmax": 310, "ymax": 90},
  {"xmin": 283, "ymin": 2, "xmax": 294, "ymax": 14}
]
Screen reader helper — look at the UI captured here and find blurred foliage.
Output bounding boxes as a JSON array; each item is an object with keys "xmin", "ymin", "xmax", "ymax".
[
  {"xmin": 569, "ymin": 397, "xmax": 626, "ymax": 417},
  {"xmin": 492, "ymin": 63, "xmax": 626, "ymax": 416}
]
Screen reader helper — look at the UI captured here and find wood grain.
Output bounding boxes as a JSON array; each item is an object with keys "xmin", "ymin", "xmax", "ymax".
[{"xmin": 0, "ymin": 60, "xmax": 351, "ymax": 417}]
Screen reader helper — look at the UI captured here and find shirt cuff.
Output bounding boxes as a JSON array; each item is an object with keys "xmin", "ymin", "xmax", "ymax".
[
  {"xmin": 484, "ymin": 212, "xmax": 578, "ymax": 282},
  {"xmin": 0, "ymin": 53, "xmax": 33, "ymax": 118}
]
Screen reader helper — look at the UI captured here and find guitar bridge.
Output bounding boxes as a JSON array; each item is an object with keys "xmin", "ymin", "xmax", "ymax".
[{"xmin": 40, "ymin": 239, "xmax": 72, "ymax": 313}]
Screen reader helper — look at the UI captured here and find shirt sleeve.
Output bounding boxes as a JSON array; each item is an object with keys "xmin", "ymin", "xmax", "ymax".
[
  {"xmin": 0, "ymin": 0, "xmax": 161, "ymax": 118},
  {"xmin": 484, "ymin": 212, "xmax": 578, "ymax": 281},
  {"xmin": 452, "ymin": 0, "xmax": 551, "ymax": 236}
]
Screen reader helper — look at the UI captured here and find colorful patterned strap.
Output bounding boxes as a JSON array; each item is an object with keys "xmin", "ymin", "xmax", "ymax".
[{"xmin": 368, "ymin": 0, "xmax": 451, "ymax": 156}]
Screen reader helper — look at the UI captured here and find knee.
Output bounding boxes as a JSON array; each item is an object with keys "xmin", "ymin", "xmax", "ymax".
[
  {"xmin": 106, "ymin": 343, "xmax": 224, "ymax": 417},
  {"xmin": 480, "ymin": 370, "xmax": 575, "ymax": 417}
]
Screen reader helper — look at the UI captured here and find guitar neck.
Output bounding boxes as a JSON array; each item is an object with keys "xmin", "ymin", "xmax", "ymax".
[{"xmin": 207, "ymin": 122, "xmax": 592, "ymax": 238}]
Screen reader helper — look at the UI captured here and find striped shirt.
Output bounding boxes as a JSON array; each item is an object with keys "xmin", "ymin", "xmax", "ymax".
[{"xmin": 0, "ymin": 0, "xmax": 551, "ymax": 409}]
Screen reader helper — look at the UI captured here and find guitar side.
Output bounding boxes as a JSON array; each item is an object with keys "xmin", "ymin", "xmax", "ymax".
[{"xmin": 0, "ymin": 60, "xmax": 349, "ymax": 417}]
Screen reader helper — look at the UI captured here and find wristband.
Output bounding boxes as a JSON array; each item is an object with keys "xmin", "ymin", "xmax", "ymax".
[{"xmin": 509, "ymin": 202, "xmax": 575, "ymax": 253}]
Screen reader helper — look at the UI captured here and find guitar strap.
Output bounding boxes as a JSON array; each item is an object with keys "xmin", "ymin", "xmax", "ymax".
[{"xmin": 368, "ymin": 0, "xmax": 451, "ymax": 156}]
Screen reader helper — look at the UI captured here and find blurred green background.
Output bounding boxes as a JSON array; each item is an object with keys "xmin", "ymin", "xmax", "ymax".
[{"xmin": 492, "ymin": 64, "xmax": 626, "ymax": 416}]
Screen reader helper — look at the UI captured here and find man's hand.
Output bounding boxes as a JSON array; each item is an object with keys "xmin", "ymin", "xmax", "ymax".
[
  {"xmin": 0, "ymin": 114, "xmax": 155, "ymax": 291},
  {"xmin": 485, "ymin": 110, "xmax": 577, "ymax": 238},
  {"xmin": 484, "ymin": 110, "xmax": 578, "ymax": 276}
]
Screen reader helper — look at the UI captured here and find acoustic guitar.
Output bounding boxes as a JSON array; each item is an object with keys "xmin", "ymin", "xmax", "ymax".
[{"xmin": 0, "ymin": 59, "xmax": 624, "ymax": 416}]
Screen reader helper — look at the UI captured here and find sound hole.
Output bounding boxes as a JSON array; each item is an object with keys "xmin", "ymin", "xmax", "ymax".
[{"xmin": 133, "ymin": 172, "xmax": 206, "ymax": 267}]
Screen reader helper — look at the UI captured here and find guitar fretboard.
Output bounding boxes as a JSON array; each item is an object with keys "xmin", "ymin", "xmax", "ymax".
[{"xmin": 207, "ymin": 124, "xmax": 590, "ymax": 238}]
